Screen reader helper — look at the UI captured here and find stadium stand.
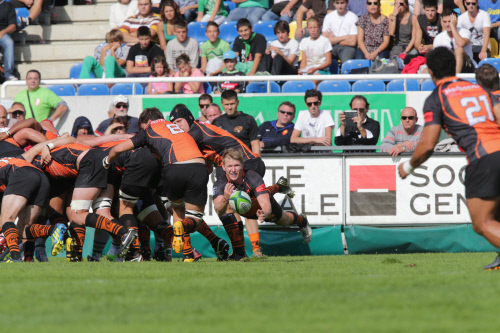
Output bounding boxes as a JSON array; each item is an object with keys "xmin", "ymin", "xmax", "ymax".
[
  {"xmin": 48, "ymin": 84, "xmax": 77, "ymax": 96},
  {"xmin": 219, "ymin": 21, "xmax": 239, "ymax": 43},
  {"xmin": 386, "ymin": 79, "xmax": 420, "ymax": 92},
  {"xmin": 478, "ymin": 58, "xmax": 500, "ymax": 72},
  {"xmin": 253, "ymin": 21, "xmax": 278, "ymax": 42},
  {"xmin": 187, "ymin": 21, "xmax": 208, "ymax": 44},
  {"xmin": 246, "ymin": 81, "xmax": 281, "ymax": 93},
  {"xmin": 352, "ymin": 80, "xmax": 386, "ymax": 92},
  {"xmin": 317, "ymin": 80, "xmax": 351, "ymax": 93},
  {"xmin": 420, "ymin": 79, "xmax": 436, "ymax": 91},
  {"xmin": 77, "ymin": 83, "xmax": 110, "ymax": 96},
  {"xmin": 341, "ymin": 60, "xmax": 371, "ymax": 74},
  {"xmin": 281, "ymin": 80, "xmax": 315, "ymax": 93},
  {"xmin": 110, "ymin": 83, "xmax": 144, "ymax": 95}
]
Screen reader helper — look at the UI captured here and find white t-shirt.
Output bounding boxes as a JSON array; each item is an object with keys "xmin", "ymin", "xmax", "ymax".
[
  {"xmin": 294, "ymin": 110, "xmax": 335, "ymax": 139},
  {"xmin": 299, "ymin": 35, "xmax": 333, "ymax": 67},
  {"xmin": 109, "ymin": 1, "xmax": 139, "ymax": 30},
  {"xmin": 270, "ymin": 39, "xmax": 300, "ymax": 67},
  {"xmin": 322, "ymin": 10, "xmax": 358, "ymax": 39},
  {"xmin": 457, "ymin": 10, "xmax": 491, "ymax": 47},
  {"xmin": 433, "ymin": 29, "xmax": 477, "ymax": 66}
]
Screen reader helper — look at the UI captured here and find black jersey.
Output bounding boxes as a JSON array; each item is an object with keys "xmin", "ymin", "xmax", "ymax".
[
  {"xmin": 32, "ymin": 143, "xmax": 91, "ymax": 179},
  {"xmin": 211, "ymin": 112, "xmax": 260, "ymax": 149}
]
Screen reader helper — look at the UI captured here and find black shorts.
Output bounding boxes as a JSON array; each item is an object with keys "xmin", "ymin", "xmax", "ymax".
[
  {"xmin": 107, "ymin": 169, "xmax": 122, "ymax": 188},
  {"xmin": 4, "ymin": 167, "xmax": 50, "ymax": 206},
  {"xmin": 162, "ymin": 163, "xmax": 209, "ymax": 205},
  {"xmin": 465, "ymin": 151, "xmax": 500, "ymax": 199},
  {"xmin": 121, "ymin": 148, "xmax": 161, "ymax": 188},
  {"xmin": 75, "ymin": 149, "xmax": 108, "ymax": 189},
  {"xmin": 0, "ymin": 141, "xmax": 24, "ymax": 158},
  {"xmin": 49, "ymin": 178, "xmax": 75, "ymax": 198},
  {"xmin": 244, "ymin": 195, "xmax": 283, "ymax": 223}
]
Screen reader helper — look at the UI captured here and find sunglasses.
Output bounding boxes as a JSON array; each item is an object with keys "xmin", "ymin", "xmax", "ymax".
[
  {"xmin": 199, "ymin": 104, "xmax": 210, "ymax": 109},
  {"xmin": 11, "ymin": 110, "xmax": 24, "ymax": 116},
  {"xmin": 116, "ymin": 104, "xmax": 128, "ymax": 109},
  {"xmin": 465, "ymin": 2, "xmax": 476, "ymax": 4},
  {"xmin": 367, "ymin": 2, "xmax": 379, "ymax": 5},
  {"xmin": 401, "ymin": 116, "xmax": 415, "ymax": 120},
  {"xmin": 352, "ymin": 108, "xmax": 366, "ymax": 112},
  {"xmin": 279, "ymin": 110, "xmax": 294, "ymax": 116},
  {"xmin": 306, "ymin": 101, "xmax": 320, "ymax": 107},
  {"xmin": 113, "ymin": 126, "xmax": 126, "ymax": 131}
]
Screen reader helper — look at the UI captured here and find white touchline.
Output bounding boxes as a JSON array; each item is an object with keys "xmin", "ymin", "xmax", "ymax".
[{"xmin": 357, "ymin": 189, "xmax": 389, "ymax": 193}]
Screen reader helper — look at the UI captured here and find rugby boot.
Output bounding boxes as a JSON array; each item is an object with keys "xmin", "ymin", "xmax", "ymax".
[
  {"xmin": 87, "ymin": 252, "xmax": 102, "ymax": 262},
  {"xmin": 141, "ymin": 242, "xmax": 152, "ymax": 261},
  {"xmin": 24, "ymin": 255, "xmax": 34, "ymax": 262},
  {"xmin": 65, "ymin": 237, "xmax": 81, "ymax": 262},
  {"xmin": 3, "ymin": 257, "xmax": 22, "ymax": 263},
  {"xmin": 299, "ymin": 214, "xmax": 313, "ymax": 244},
  {"xmin": 277, "ymin": 176, "xmax": 295, "ymax": 198},
  {"xmin": 172, "ymin": 221, "xmax": 184, "ymax": 254},
  {"xmin": 51, "ymin": 223, "xmax": 67, "ymax": 256},
  {"xmin": 183, "ymin": 248, "xmax": 202, "ymax": 262},
  {"xmin": 252, "ymin": 247, "xmax": 264, "ymax": 258},
  {"xmin": 118, "ymin": 229, "xmax": 138, "ymax": 258},
  {"xmin": 228, "ymin": 252, "xmax": 248, "ymax": 261},
  {"xmin": 125, "ymin": 253, "xmax": 143, "ymax": 262},
  {"xmin": 35, "ymin": 238, "xmax": 49, "ymax": 262},
  {"xmin": 484, "ymin": 253, "xmax": 500, "ymax": 270},
  {"xmin": 214, "ymin": 238, "xmax": 230, "ymax": 261}
]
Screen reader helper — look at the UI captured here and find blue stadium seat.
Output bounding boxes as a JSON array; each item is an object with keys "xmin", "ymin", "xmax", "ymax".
[
  {"xmin": 329, "ymin": 61, "xmax": 339, "ymax": 74},
  {"xmin": 421, "ymin": 79, "xmax": 436, "ymax": 91},
  {"xmin": 386, "ymin": 79, "xmax": 420, "ymax": 92},
  {"xmin": 77, "ymin": 84, "xmax": 110, "ymax": 96},
  {"xmin": 478, "ymin": 58, "xmax": 500, "ymax": 72},
  {"xmin": 317, "ymin": 80, "xmax": 350, "ymax": 93},
  {"xmin": 188, "ymin": 22, "xmax": 208, "ymax": 43},
  {"xmin": 203, "ymin": 82, "xmax": 212, "ymax": 94},
  {"xmin": 219, "ymin": 21, "xmax": 239, "ymax": 43},
  {"xmin": 110, "ymin": 83, "xmax": 144, "ymax": 95},
  {"xmin": 47, "ymin": 85, "xmax": 76, "ymax": 97},
  {"xmin": 69, "ymin": 63, "xmax": 95, "ymax": 79},
  {"xmin": 224, "ymin": 1, "xmax": 236, "ymax": 11},
  {"xmin": 246, "ymin": 81, "xmax": 281, "ymax": 93},
  {"xmin": 351, "ymin": 80, "xmax": 386, "ymax": 92},
  {"xmin": 253, "ymin": 21, "xmax": 278, "ymax": 41},
  {"xmin": 341, "ymin": 59, "xmax": 371, "ymax": 74},
  {"xmin": 281, "ymin": 80, "xmax": 315, "ymax": 93},
  {"xmin": 466, "ymin": 79, "xmax": 477, "ymax": 84}
]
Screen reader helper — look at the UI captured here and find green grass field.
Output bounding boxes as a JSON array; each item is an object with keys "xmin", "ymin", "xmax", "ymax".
[{"xmin": 2, "ymin": 252, "xmax": 500, "ymax": 332}]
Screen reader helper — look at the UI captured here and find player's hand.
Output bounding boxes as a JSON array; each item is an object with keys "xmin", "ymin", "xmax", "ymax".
[
  {"xmin": 223, "ymin": 183, "xmax": 235, "ymax": 202},
  {"xmin": 41, "ymin": 146, "xmax": 52, "ymax": 165},
  {"xmin": 103, "ymin": 156, "xmax": 110, "ymax": 169},
  {"xmin": 479, "ymin": 51, "xmax": 488, "ymax": 60},
  {"xmin": 339, "ymin": 112, "xmax": 346, "ymax": 126},
  {"xmin": 398, "ymin": 163, "xmax": 409, "ymax": 179},
  {"xmin": 256, "ymin": 209, "xmax": 266, "ymax": 222}
]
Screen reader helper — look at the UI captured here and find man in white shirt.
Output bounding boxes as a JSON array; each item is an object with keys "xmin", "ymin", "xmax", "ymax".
[
  {"xmin": 322, "ymin": 0, "xmax": 358, "ymax": 64},
  {"xmin": 433, "ymin": 8, "xmax": 476, "ymax": 73},
  {"xmin": 291, "ymin": 89, "xmax": 334, "ymax": 146},
  {"xmin": 260, "ymin": 21, "xmax": 300, "ymax": 75},
  {"xmin": 457, "ymin": 0, "xmax": 491, "ymax": 63}
]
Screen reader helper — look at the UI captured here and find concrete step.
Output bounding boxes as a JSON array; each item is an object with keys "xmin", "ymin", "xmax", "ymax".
[
  {"xmin": 16, "ymin": 61, "xmax": 81, "ymax": 80},
  {"xmin": 54, "ymin": 4, "xmax": 111, "ymax": 23},
  {"xmin": 95, "ymin": 0, "xmax": 116, "ymax": 3},
  {"xmin": 12, "ymin": 23, "xmax": 109, "ymax": 43},
  {"xmin": 1, "ymin": 85, "xmax": 29, "ymax": 99},
  {"xmin": 15, "ymin": 41, "xmax": 99, "ymax": 62}
]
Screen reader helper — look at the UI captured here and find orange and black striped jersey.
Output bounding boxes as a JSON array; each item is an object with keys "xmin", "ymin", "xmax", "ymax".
[
  {"xmin": 96, "ymin": 139, "xmax": 132, "ymax": 175},
  {"xmin": 32, "ymin": 143, "xmax": 91, "ymax": 179},
  {"xmin": 131, "ymin": 119, "xmax": 203, "ymax": 166},
  {"xmin": 424, "ymin": 77, "xmax": 500, "ymax": 163},
  {"xmin": 0, "ymin": 137, "xmax": 24, "ymax": 158},
  {"xmin": 0, "ymin": 156, "xmax": 40, "ymax": 192},
  {"xmin": 189, "ymin": 121, "xmax": 258, "ymax": 166}
]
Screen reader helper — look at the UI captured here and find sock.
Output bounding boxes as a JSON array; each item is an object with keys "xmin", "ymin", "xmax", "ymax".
[
  {"xmin": 24, "ymin": 241, "xmax": 35, "ymax": 259},
  {"xmin": 155, "ymin": 221, "xmax": 173, "ymax": 244},
  {"xmin": 249, "ymin": 232, "xmax": 260, "ymax": 251},
  {"xmin": 25, "ymin": 224, "xmax": 55, "ymax": 239},
  {"xmin": 2, "ymin": 222, "xmax": 21, "ymax": 260},
  {"xmin": 182, "ymin": 217, "xmax": 197, "ymax": 234},
  {"xmin": 220, "ymin": 213, "xmax": 245, "ymax": 256},
  {"xmin": 49, "ymin": 212, "xmax": 68, "ymax": 226},
  {"xmin": 92, "ymin": 229, "xmax": 110, "ymax": 255},
  {"xmin": 198, "ymin": 221, "xmax": 219, "ymax": 246},
  {"xmin": 138, "ymin": 222, "xmax": 151, "ymax": 246},
  {"xmin": 69, "ymin": 222, "xmax": 86, "ymax": 256},
  {"xmin": 85, "ymin": 213, "xmax": 126, "ymax": 238},
  {"xmin": 267, "ymin": 184, "xmax": 279, "ymax": 195},
  {"xmin": 119, "ymin": 214, "xmax": 139, "ymax": 257},
  {"xmin": 290, "ymin": 212, "xmax": 306, "ymax": 228},
  {"xmin": 183, "ymin": 232, "xmax": 193, "ymax": 257}
]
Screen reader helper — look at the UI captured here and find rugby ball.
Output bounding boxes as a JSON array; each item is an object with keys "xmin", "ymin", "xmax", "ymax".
[{"xmin": 229, "ymin": 191, "xmax": 252, "ymax": 215}]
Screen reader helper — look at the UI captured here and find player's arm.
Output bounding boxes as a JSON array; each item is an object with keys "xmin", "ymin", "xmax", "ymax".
[
  {"xmin": 255, "ymin": 192, "xmax": 272, "ymax": 220},
  {"xmin": 23, "ymin": 135, "xmax": 76, "ymax": 164},
  {"xmin": 106, "ymin": 139, "xmax": 135, "ymax": 166},
  {"xmin": 213, "ymin": 183, "xmax": 235, "ymax": 216},
  {"xmin": 76, "ymin": 133, "xmax": 132, "ymax": 147},
  {"xmin": 250, "ymin": 139, "xmax": 261, "ymax": 157},
  {"xmin": 493, "ymin": 102, "xmax": 500, "ymax": 126},
  {"xmin": 0, "ymin": 118, "xmax": 41, "ymax": 141}
]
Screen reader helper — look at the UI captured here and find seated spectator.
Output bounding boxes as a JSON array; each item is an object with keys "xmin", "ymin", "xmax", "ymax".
[
  {"xmin": 381, "ymin": 107, "xmax": 423, "ymax": 156},
  {"xmin": 126, "ymin": 26, "xmax": 164, "ymax": 81},
  {"xmin": 198, "ymin": 94, "xmax": 212, "ymax": 122},
  {"xmin": 6, "ymin": 102, "xmax": 26, "ymax": 128},
  {"xmin": 335, "ymin": 95, "xmax": 380, "ymax": 146},
  {"xmin": 214, "ymin": 51, "xmax": 247, "ymax": 93},
  {"xmin": 259, "ymin": 21, "xmax": 300, "ymax": 75},
  {"xmin": 71, "ymin": 116, "xmax": 95, "ymax": 138},
  {"xmin": 294, "ymin": 0, "xmax": 334, "ymax": 40},
  {"xmin": 414, "ymin": 0, "xmax": 444, "ymax": 15},
  {"xmin": 0, "ymin": 106, "xmax": 8, "ymax": 130},
  {"xmin": 291, "ymin": 89, "xmax": 334, "ymax": 146},
  {"xmin": 0, "ymin": 0, "xmax": 17, "ymax": 81},
  {"xmin": 80, "ymin": 30, "xmax": 130, "ymax": 79},
  {"xmin": 322, "ymin": 0, "xmax": 358, "ymax": 65},
  {"xmin": 389, "ymin": 0, "xmax": 417, "ymax": 58},
  {"xmin": 259, "ymin": 101, "xmax": 296, "ymax": 149},
  {"xmin": 298, "ymin": 17, "xmax": 332, "ymax": 88},
  {"xmin": 479, "ymin": 0, "xmax": 500, "ymax": 41},
  {"xmin": 10, "ymin": 0, "xmax": 52, "ymax": 27},
  {"xmin": 104, "ymin": 116, "xmax": 129, "ymax": 135},
  {"xmin": 414, "ymin": 0, "xmax": 442, "ymax": 55},
  {"xmin": 166, "ymin": 19, "xmax": 200, "ymax": 71},
  {"xmin": 232, "ymin": 19, "xmax": 268, "ymax": 76},
  {"xmin": 226, "ymin": 0, "xmax": 269, "ymax": 26},
  {"xmin": 433, "ymin": 9, "xmax": 476, "ymax": 73},
  {"xmin": 200, "ymin": 21, "xmax": 231, "ymax": 75},
  {"xmin": 476, "ymin": 63, "xmax": 500, "ymax": 95},
  {"xmin": 174, "ymin": 0, "xmax": 198, "ymax": 23},
  {"xmin": 109, "ymin": 0, "xmax": 139, "ymax": 30},
  {"xmin": 197, "ymin": 0, "xmax": 228, "ymax": 25},
  {"xmin": 120, "ymin": 0, "xmax": 161, "ymax": 44},
  {"xmin": 174, "ymin": 53, "xmax": 206, "ymax": 94},
  {"xmin": 157, "ymin": 1, "xmax": 181, "ymax": 51},
  {"xmin": 355, "ymin": 0, "xmax": 390, "ymax": 60},
  {"xmin": 458, "ymin": 0, "xmax": 491, "ymax": 63},
  {"xmin": 96, "ymin": 95, "xmax": 139, "ymax": 135},
  {"xmin": 206, "ymin": 103, "xmax": 223, "ymax": 123},
  {"xmin": 146, "ymin": 55, "xmax": 174, "ymax": 94},
  {"xmin": 262, "ymin": 0, "xmax": 302, "ymax": 23}
]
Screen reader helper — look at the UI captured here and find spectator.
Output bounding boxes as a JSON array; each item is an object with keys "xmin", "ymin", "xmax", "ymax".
[
  {"xmin": 166, "ymin": 19, "xmax": 200, "ymax": 71},
  {"xmin": 291, "ymin": 89, "xmax": 334, "ymax": 146},
  {"xmin": 197, "ymin": 0, "xmax": 228, "ymax": 24},
  {"xmin": 214, "ymin": 51, "xmax": 247, "ymax": 93},
  {"xmin": 80, "ymin": 30, "xmax": 130, "ymax": 79},
  {"xmin": 259, "ymin": 21, "xmax": 300, "ymax": 75},
  {"xmin": 126, "ymin": 26, "xmax": 164, "ymax": 81},
  {"xmin": 232, "ymin": 18, "xmax": 268, "ymax": 76},
  {"xmin": 198, "ymin": 94, "xmax": 212, "ymax": 122},
  {"xmin": 433, "ymin": 9, "xmax": 476, "ymax": 73},
  {"xmin": 348, "ymin": 0, "xmax": 367, "ymax": 16},
  {"xmin": 259, "ymin": 101, "xmax": 296, "ymax": 149},
  {"xmin": 12, "ymin": 70, "xmax": 68, "ymax": 134},
  {"xmin": 0, "ymin": 106, "xmax": 8, "ymax": 129},
  {"xmin": 443, "ymin": 0, "xmax": 464, "ymax": 13},
  {"xmin": 146, "ymin": 55, "xmax": 174, "ymax": 94},
  {"xmin": 355, "ymin": 0, "xmax": 390, "ymax": 59},
  {"xmin": 200, "ymin": 21, "xmax": 231, "ymax": 75},
  {"xmin": 479, "ymin": 0, "xmax": 500, "ymax": 41},
  {"xmin": 206, "ymin": 103, "xmax": 223, "ymax": 123},
  {"xmin": 120, "ymin": 0, "xmax": 161, "ymax": 44},
  {"xmin": 414, "ymin": 0, "xmax": 444, "ymax": 15},
  {"xmin": 381, "ymin": 107, "xmax": 423, "ymax": 156},
  {"xmin": 225, "ymin": 0, "xmax": 269, "ymax": 26},
  {"xmin": 104, "ymin": 116, "xmax": 129, "ymax": 135},
  {"xmin": 174, "ymin": 53, "xmax": 206, "ymax": 94},
  {"xmin": 294, "ymin": 0, "xmax": 334, "ymax": 40},
  {"xmin": 476, "ymin": 63, "xmax": 500, "ymax": 95},
  {"xmin": 389, "ymin": 0, "xmax": 417, "ymax": 58},
  {"xmin": 157, "ymin": 1, "xmax": 182, "ymax": 51},
  {"xmin": 6, "ymin": 102, "xmax": 25, "ymax": 128},
  {"xmin": 414, "ymin": 0, "xmax": 442, "ymax": 55},
  {"xmin": 335, "ymin": 95, "xmax": 380, "ymax": 146},
  {"xmin": 0, "ymin": 0, "xmax": 17, "ymax": 81},
  {"xmin": 174, "ymin": 0, "xmax": 199, "ymax": 23},
  {"xmin": 298, "ymin": 17, "xmax": 332, "ymax": 88},
  {"xmin": 10, "ymin": 0, "xmax": 52, "ymax": 27},
  {"xmin": 322, "ymin": 0, "xmax": 358, "ymax": 65},
  {"xmin": 71, "ymin": 116, "xmax": 95, "ymax": 138},
  {"xmin": 457, "ymin": 0, "xmax": 491, "ymax": 63},
  {"xmin": 109, "ymin": 0, "xmax": 139, "ymax": 30},
  {"xmin": 261, "ymin": 0, "xmax": 302, "ymax": 23},
  {"xmin": 96, "ymin": 95, "xmax": 139, "ymax": 135}
]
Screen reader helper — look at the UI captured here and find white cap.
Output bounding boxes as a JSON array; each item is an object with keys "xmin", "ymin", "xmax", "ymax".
[{"xmin": 113, "ymin": 95, "xmax": 129, "ymax": 106}]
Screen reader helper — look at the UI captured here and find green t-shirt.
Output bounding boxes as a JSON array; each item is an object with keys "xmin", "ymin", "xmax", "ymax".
[
  {"xmin": 198, "ymin": 0, "xmax": 228, "ymax": 16},
  {"xmin": 238, "ymin": 0, "xmax": 268, "ymax": 9},
  {"xmin": 200, "ymin": 39, "xmax": 231, "ymax": 61},
  {"xmin": 14, "ymin": 87, "xmax": 62, "ymax": 121}
]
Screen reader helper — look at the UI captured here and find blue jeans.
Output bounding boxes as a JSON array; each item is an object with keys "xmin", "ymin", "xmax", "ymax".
[
  {"xmin": 0, "ymin": 34, "xmax": 15, "ymax": 78},
  {"xmin": 226, "ymin": 7, "xmax": 267, "ymax": 26},
  {"xmin": 355, "ymin": 48, "xmax": 390, "ymax": 59},
  {"xmin": 261, "ymin": 9, "xmax": 295, "ymax": 23}
]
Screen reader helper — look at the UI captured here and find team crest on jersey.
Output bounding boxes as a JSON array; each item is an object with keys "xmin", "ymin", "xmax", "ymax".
[{"xmin": 234, "ymin": 126, "xmax": 243, "ymax": 133}]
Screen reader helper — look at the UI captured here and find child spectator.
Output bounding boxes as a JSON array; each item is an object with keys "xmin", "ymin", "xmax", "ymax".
[
  {"xmin": 109, "ymin": 0, "xmax": 139, "ymax": 30},
  {"xmin": 166, "ymin": 19, "xmax": 200, "ymax": 71},
  {"xmin": 174, "ymin": 53, "xmax": 206, "ymax": 94},
  {"xmin": 214, "ymin": 51, "xmax": 247, "ymax": 93},
  {"xmin": 157, "ymin": 1, "xmax": 182, "ymax": 51},
  {"xmin": 197, "ymin": 0, "xmax": 228, "ymax": 25},
  {"xmin": 260, "ymin": 20, "xmax": 300, "ymax": 75},
  {"xmin": 232, "ymin": 18, "xmax": 268, "ymax": 76},
  {"xmin": 104, "ymin": 116, "xmax": 129, "ymax": 135},
  {"xmin": 146, "ymin": 55, "xmax": 174, "ymax": 94},
  {"xmin": 126, "ymin": 26, "xmax": 164, "ymax": 81},
  {"xmin": 200, "ymin": 21, "xmax": 231, "ymax": 75}
]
